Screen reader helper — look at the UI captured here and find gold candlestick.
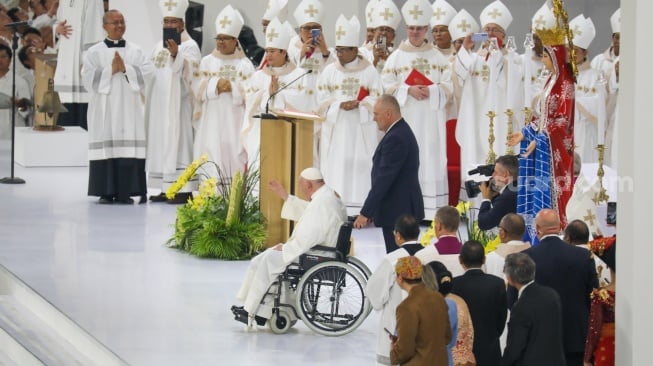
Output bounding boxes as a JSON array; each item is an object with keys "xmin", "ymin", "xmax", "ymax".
[
  {"xmin": 593, "ymin": 144, "xmax": 610, "ymax": 204},
  {"xmin": 505, "ymin": 109, "xmax": 514, "ymax": 154},
  {"xmin": 522, "ymin": 107, "xmax": 532, "ymax": 126},
  {"xmin": 486, "ymin": 110, "xmax": 497, "ymax": 164}
]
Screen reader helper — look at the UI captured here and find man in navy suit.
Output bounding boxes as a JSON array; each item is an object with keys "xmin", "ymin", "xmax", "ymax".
[
  {"xmin": 354, "ymin": 94, "xmax": 424, "ymax": 253},
  {"xmin": 514, "ymin": 209, "xmax": 598, "ymax": 366},
  {"xmin": 501, "ymin": 252, "xmax": 565, "ymax": 366},
  {"xmin": 478, "ymin": 154, "xmax": 518, "ymax": 231}
]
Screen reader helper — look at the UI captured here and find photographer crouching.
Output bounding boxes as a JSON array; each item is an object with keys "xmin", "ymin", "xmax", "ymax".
[{"xmin": 477, "ymin": 155, "xmax": 519, "ymax": 231}]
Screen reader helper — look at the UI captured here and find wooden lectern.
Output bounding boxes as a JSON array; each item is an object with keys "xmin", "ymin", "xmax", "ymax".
[{"xmin": 259, "ymin": 110, "xmax": 322, "ymax": 247}]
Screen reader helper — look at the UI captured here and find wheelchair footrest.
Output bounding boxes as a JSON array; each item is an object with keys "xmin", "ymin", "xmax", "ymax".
[{"xmin": 231, "ymin": 305, "xmax": 267, "ymax": 326}]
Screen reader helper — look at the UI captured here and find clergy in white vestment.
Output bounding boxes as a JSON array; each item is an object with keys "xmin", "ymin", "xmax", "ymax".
[
  {"xmin": 0, "ymin": 44, "xmax": 31, "ymax": 139},
  {"xmin": 191, "ymin": 5, "xmax": 254, "ymax": 180},
  {"xmin": 145, "ymin": 0, "xmax": 201, "ymax": 203},
  {"xmin": 235, "ymin": 167, "xmax": 347, "ymax": 326},
  {"xmin": 81, "ymin": 10, "xmax": 154, "ymax": 204},
  {"xmin": 242, "ymin": 18, "xmax": 311, "ymax": 170},
  {"xmin": 570, "ymin": 15, "xmax": 606, "ymax": 164},
  {"xmin": 430, "ymin": 0, "xmax": 458, "ymax": 122},
  {"xmin": 360, "ymin": 0, "xmax": 400, "ymax": 72},
  {"xmin": 521, "ymin": 4, "xmax": 548, "ymax": 114},
  {"xmin": 453, "ymin": 0, "xmax": 523, "ymax": 179},
  {"xmin": 54, "ymin": 0, "xmax": 104, "ymax": 103},
  {"xmin": 484, "ymin": 213, "xmax": 530, "ymax": 279},
  {"xmin": 366, "ymin": 214, "xmax": 424, "ymax": 366},
  {"xmin": 316, "ymin": 15, "xmax": 383, "ymax": 207},
  {"xmin": 381, "ymin": 0, "xmax": 451, "ymax": 210}
]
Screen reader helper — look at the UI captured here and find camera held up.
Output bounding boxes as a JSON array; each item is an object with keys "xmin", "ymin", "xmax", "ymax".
[{"xmin": 464, "ymin": 164, "xmax": 496, "ymax": 198}]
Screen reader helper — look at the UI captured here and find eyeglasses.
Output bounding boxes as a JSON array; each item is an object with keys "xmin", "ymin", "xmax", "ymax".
[
  {"xmin": 104, "ymin": 20, "xmax": 126, "ymax": 26},
  {"xmin": 376, "ymin": 26, "xmax": 395, "ymax": 34},
  {"xmin": 300, "ymin": 25, "xmax": 322, "ymax": 31},
  {"xmin": 483, "ymin": 27, "xmax": 505, "ymax": 35},
  {"xmin": 215, "ymin": 36, "xmax": 236, "ymax": 42},
  {"xmin": 407, "ymin": 26, "xmax": 428, "ymax": 32},
  {"xmin": 335, "ymin": 47, "xmax": 355, "ymax": 53}
]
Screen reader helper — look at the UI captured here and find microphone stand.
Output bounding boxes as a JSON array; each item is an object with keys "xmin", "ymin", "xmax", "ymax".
[
  {"xmin": 254, "ymin": 69, "xmax": 313, "ymax": 120},
  {"xmin": 0, "ymin": 23, "xmax": 25, "ymax": 184}
]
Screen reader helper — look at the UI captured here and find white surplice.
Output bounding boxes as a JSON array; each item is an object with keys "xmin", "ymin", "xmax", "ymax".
[
  {"xmin": 54, "ymin": 0, "xmax": 104, "ymax": 103},
  {"xmin": 316, "ymin": 56, "xmax": 383, "ymax": 206},
  {"xmin": 144, "ymin": 32, "xmax": 201, "ymax": 192},
  {"xmin": 236, "ymin": 185, "xmax": 347, "ymax": 318},
  {"xmin": 574, "ymin": 61, "xmax": 607, "ymax": 164},
  {"xmin": 453, "ymin": 46, "xmax": 523, "ymax": 176},
  {"xmin": 381, "ymin": 39, "xmax": 451, "ymax": 209},
  {"xmin": 191, "ymin": 49, "xmax": 254, "ymax": 179},
  {"xmin": 81, "ymin": 41, "xmax": 153, "ymax": 160},
  {"xmin": 0, "ymin": 72, "xmax": 30, "ymax": 139}
]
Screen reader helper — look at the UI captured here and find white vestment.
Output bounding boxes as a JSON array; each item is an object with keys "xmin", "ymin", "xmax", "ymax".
[
  {"xmin": 54, "ymin": 0, "xmax": 104, "ymax": 103},
  {"xmin": 144, "ymin": 32, "xmax": 201, "ymax": 192},
  {"xmin": 191, "ymin": 49, "xmax": 254, "ymax": 178},
  {"xmin": 415, "ymin": 245, "xmax": 465, "ymax": 277},
  {"xmin": 236, "ymin": 185, "xmax": 347, "ymax": 318},
  {"xmin": 484, "ymin": 240, "xmax": 531, "ymax": 279},
  {"xmin": 382, "ymin": 40, "xmax": 451, "ymax": 209},
  {"xmin": 574, "ymin": 61, "xmax": 607, "ymax": 164},
  {"xmin": 365, "ymin": 246, "xmax": 412, "ymax": 366},
  {"xmin": 81, "ymin": 41, "xmax": 153, "ymax": 160},
  {"xmin": 520, "ymin": 49, "xmax": 544, "ymax": 111},
  {"xmin": 316, "ymin": 56, "xmax": 382, "ymax": 206},
  {"xmin": 454, "ymin": 46, "xmax": 523, "ymax": 175},
  {"xmin": 242, "ymin": 61, "xmax": 313, "ymax": 168},
  {"xmin": 0, "ymin": 73, "xmax": 30, "ymax": 139}
]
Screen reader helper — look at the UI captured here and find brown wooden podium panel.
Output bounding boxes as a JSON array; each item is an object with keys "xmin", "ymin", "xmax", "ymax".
[{"xmin": 259, "ymin": 115, "xmax": 317, "ymax": 247}]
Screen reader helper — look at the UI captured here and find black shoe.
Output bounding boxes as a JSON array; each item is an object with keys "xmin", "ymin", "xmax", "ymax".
[
  {"xmin": 98, "ymin": 196, "xmax": 114, "ymax": 204},
  {"xmin": 149, "ymin": 193, "xmax": 168, "ymax": 202},
  {"xmin": 139, "ymin": 195, "xmax": 147, "ymax": 204},
  {"xmin": 115, "ymin": 197, "xmax": 134, "ymax": 204},
  {"xmin": 167, "ymin": 192, "xmax": 192, "ymax": 205}
]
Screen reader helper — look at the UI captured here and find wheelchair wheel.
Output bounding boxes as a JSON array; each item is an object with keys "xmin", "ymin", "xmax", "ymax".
[
  {"xmin": 296, "ymin": 261, "xmax": 370, "ymax": 336},
  {"xmin": 347, "ymin": 256, "xmax": 372, "ymax": 280},
  {"xmin": 269, "ymin": 309, "xmax": 294, "ymax": 334}
]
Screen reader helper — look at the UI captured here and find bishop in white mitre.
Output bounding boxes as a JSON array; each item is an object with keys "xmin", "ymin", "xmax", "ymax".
[
  {"xmin": 381, "ymin": 0, "xmax": 452, "ymax": 210},
  {"xmin": 191, "ymin": 5, "xmax": 254, "ymax": 179},
  {"xmin": 570, "ymin": 15, "xmax": 607, "ymax": 164},
  {"xmin": 454, "ymin": 0, "xmax": 523, "ymax": 178},
  {"xmin": 242, "ymin": 18, "xmax": 313, "ymax": 170},
  {"xmin": 316, "ymin": 15, "xmax": 383, "ymax": 207},
  {"xmin": 145, "ymin": 0, "xmax": 202, "ymax": 202}
]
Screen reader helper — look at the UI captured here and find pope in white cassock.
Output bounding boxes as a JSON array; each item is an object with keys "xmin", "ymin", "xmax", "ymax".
[
  {"xmin": 242, "ymin": 18, "xmax": 312, "ymax": 169},
  {"xmin": 54, "ymin": 0, "xmax": 104, "ymax": 103},
  {"xmin": 145, "ymin": 0, "xmax": 201, "ymax": 203},
  {"xmin": 570, "ymin": 15, "xmax": 606, "ymax": 164},
  {"xmin": 454, "ymin": 0, "xmax": 523, "ymax": 177},
  {"xmin": 381, "ymin": 0, "xmax": 451, "ymax": 210},
  {"xmin": 191, "ymin": 5, "xmax": 254, "ymax": 179},
  {"xmin": 234, "ymin": 167, "xmax": 347, "ymax": 326},
  {"xmin": 316, "ymin": 14, "xmax": 382, "ymax": 207},
  {"xmin": 81, "ymin": 10, "xmax": 154, "ymax": 204}
]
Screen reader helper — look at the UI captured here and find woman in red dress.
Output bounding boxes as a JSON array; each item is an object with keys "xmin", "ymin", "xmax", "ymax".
[{"xmin": 584, "ymin": 236, "xmax": 616, "ymax": 366}]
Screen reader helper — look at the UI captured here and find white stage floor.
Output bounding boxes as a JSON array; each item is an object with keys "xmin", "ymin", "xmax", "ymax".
[{"xmin": 0, "ymin": 141, "xmax": 397, "ymax": 365}]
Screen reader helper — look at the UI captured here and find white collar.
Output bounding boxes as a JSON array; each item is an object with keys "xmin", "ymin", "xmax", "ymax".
[
  {"xmin": 385, "ymin": 118, "xmax": 401, "ymax": 133},
  {"xmin": 505, "ymin": 240, "xmax": 527, "ymax": 246}
]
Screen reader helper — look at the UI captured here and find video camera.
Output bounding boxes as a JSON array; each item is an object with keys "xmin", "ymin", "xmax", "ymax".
[{"xmin": 464, "ymin": 164, "xmax": 495, "ymax": 198}]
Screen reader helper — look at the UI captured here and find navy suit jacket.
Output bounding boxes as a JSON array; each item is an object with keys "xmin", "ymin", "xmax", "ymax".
[
  {"xmin": 501, "ymin": 283, "xmax": 566, "ymax": 366},
  {"xmin": 515, "ymin": 236, "xmax": 598, "ymax": 354},
  {"xmin": 451, "ymin": 268, "xmax": 508, "ymax": 366},
  {"xmin": 360, "ymin": 119, "xmax": 424, "ymax": 227},
  {"xmin": 477, "ymin": 182, "xmax": 517, "ymax": 231}
]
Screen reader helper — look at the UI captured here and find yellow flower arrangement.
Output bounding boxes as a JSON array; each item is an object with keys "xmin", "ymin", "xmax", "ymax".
[{"xmin": 166, "ymin": 153, "xmax": 209, "ymax": 199}]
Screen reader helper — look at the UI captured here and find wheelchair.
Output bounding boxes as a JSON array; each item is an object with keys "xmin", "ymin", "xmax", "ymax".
[{"xmin": 265, "ymin": 221, "xmax": 372, "ymax": 337}]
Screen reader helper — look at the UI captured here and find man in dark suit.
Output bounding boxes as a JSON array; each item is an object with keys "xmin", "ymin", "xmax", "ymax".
[
  {"xmin": 451, "ymin": 240, "xmax": 507, "ymax": 366},
  {"xmin": 515, "ymin": 208, "xmax": 598, "ymax": 366},
  {"xmin": 501, "ymin": 253, "xmax": 565, "ymax": 366},
  {"xmin": 478, "ymin": 154, "xmax": 519, "ymax": 231},
  {"xmin": 354, "ymin": 94, "xmax": 424, "ymax": 253}
]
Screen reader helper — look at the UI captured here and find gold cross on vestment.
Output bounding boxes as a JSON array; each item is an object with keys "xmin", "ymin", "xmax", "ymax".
[
  {"xmin": 583, "ymin": 209, "xmax": 597, "ymax": 226},
  {"xmin": 380, "ymin": 7, "xmax": 393, "ymax": 21},
  {"xmin": 488, "ymin": 8, "xmax": 502, "ymax": 19},
  {"xmin": 341, "ymin": 77, "xmax": 360, "ymax": 97},
  {"xmin": 433, "ymin": 7, "xmax": 445, "ymax": 20},
  {"xmin": 336, "ymin": 26, "xmax": 346, "ymax": 40},
  {"xmin": 305, "ymin": 4, "xmax": 319, "ymax": 17},
  {"xmin": 409, "ymin": 5, "xmax": 423, "ymax": 20},
  {"xmin": 219, "ymin": 16, "xmax": 231, "ymax": 29},
  {"xmin": 411, "ymin": 57, "xmax": 430, "ymax": 75},
  {"xmin": 534, "ymin": 15, "xmax": 545, "ymax": 29},
  {"xmin": 573, "ymin": 25, "xmax": 583, "ymax": 36},
  {"xmin": 267, "ymin": 28, "xmax": 280, "ymax": 42},
  {"xmin": 163, "ymin": 0, "xmax": 177, "ymax": 11},
  {"xmin": 457, "ymin": 19, "xmax": 472, "ymax": 33}
]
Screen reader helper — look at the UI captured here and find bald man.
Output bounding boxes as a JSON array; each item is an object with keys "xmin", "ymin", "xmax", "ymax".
[{"xmin": 512, "ymin": 209, "xmax": 598, "ymax": 366}]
